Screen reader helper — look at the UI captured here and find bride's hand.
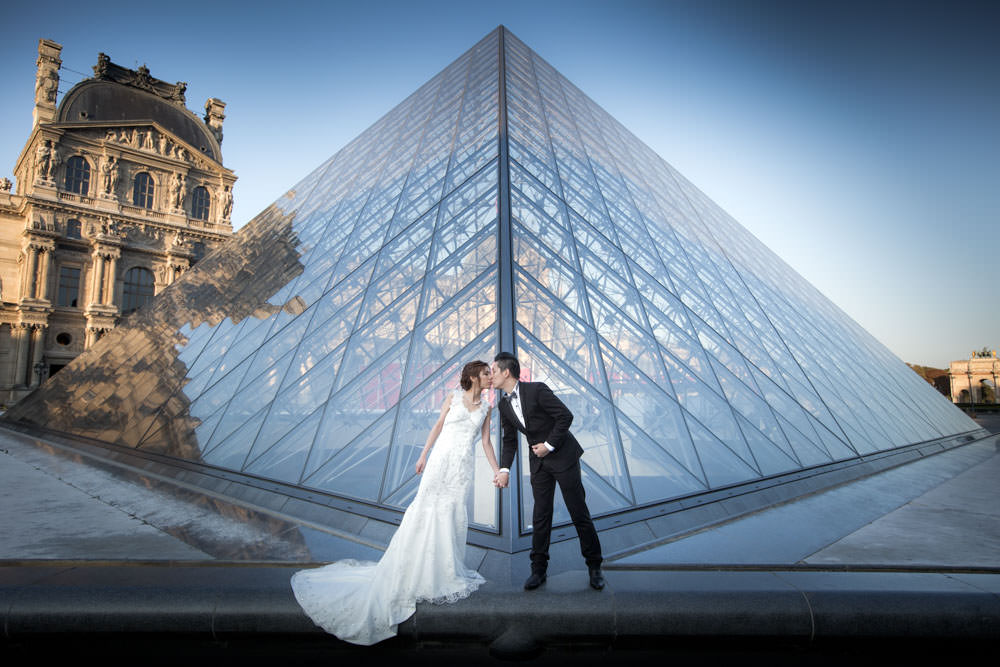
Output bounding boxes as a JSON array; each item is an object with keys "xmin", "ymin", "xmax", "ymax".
[{"xmin": 416, "ymin": 454, "xmax": 427, "ymax": 474}]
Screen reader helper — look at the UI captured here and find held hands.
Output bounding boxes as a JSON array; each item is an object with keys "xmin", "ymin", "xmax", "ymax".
[{"xmin": 493, "ymin": 470, "xmax": 509, "ymax": 488}]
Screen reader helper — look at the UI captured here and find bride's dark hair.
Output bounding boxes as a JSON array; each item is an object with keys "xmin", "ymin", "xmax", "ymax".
[{"xmin": 460, "ymin": 360, "xmax": 489, "ymax": 391}]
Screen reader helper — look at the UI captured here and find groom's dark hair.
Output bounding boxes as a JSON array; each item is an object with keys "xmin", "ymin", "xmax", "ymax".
[{"xmin": 494, "ymin": 352, "xmax": 520, "ymax": 381}]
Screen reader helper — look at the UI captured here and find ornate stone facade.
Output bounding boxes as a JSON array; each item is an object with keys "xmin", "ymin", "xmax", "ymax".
[
  {"xmin": 0, "ymin": 39, "xmax": 235, "ymax": 406},
  {"xmin": 949, "ymin": 353, "xmax": 999, "ymax": 405}
]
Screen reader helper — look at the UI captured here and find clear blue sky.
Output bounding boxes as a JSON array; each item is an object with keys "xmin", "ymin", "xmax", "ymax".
[{"xmin": 2, "ymin": 0, "xmax": 997, "ymax": 368}]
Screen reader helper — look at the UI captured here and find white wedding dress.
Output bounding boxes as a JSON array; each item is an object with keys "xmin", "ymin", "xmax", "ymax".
[{"xmin": 291, "ymin": 389, "xmax": 488, "ymax": 645}]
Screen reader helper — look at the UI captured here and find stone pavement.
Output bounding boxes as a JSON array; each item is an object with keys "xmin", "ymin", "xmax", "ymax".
[{"xmin": 1, "ymin": 414, "xmax": 999, "ymax": 663}]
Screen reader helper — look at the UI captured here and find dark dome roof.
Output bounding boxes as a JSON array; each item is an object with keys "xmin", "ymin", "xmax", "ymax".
[{"xmin": 57, "ymin": 80, "xmax": 222, "ymax": 162}]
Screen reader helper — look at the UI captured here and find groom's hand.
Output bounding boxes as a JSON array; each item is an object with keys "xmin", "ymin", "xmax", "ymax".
[
  {"xmin": 531, "ymin": 443, "xmax": 550, "ymax": 458},
  {"xmin": 494, "ymin": 471, "xmax": 509, "ymax": 488}
]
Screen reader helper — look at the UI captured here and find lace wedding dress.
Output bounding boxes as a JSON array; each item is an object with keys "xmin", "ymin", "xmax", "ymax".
[{"xmin": 291, "ymin": 389, "xmax": 488, "ymax": 645}]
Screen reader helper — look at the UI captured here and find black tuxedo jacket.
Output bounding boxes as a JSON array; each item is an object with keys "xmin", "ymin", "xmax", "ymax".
[{"xmin": 498, "ymin": 381, "xmax": 584, "ymax": 474}]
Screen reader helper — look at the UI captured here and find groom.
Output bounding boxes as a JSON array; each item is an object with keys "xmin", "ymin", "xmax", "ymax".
[{"xmin": 492, "ymin": 352, "xmax": 604, "ymax": 591}]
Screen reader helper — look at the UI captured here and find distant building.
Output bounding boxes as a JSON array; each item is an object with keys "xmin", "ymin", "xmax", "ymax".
[
  {"xmin": 949, "ymin": 353, "xmax": 999, "ymax": 404},
  {"xmin": 0, "ymin": 39, "xmax": 235, "ymax": 405}
]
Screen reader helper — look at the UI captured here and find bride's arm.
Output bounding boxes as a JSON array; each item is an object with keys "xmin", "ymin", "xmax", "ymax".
[
  {"xmin": 481, "ymin": 409, "xmax": 500, "ymax": 474},
  {"xmin": 416, "ymin": 393, "xmax": 452, "ymax": 474}
]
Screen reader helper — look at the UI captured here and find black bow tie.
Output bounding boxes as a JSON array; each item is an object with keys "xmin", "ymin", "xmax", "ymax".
[{"xmin": 509, "ymin": 391, "xmax": 517, "ymax": 401}]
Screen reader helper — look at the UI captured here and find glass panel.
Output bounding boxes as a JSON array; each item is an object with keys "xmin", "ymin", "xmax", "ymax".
[
  {"xmin": 202, "ymin": 406, "xmax": 267, "ymax": 471},
  {"xmin": 599, "ymin": 339, "xmax": 703, "ymax": 482},
  {"xmin": 406, "ymin": 277, "xmax": 496, "ymax": 392},
  {"xmin": 420, "ymin": 230, "xmax": 496, "ymax": 321},
  {"xmin": 248, "ymin": 345, "xmax": 343, "ymax": 467},
  {"xmin": 647, "ymin": 307, "xmax": 718, "ymax": 390},
  {"xmin": 359, "ymin": 239, "xmax": 431, "ymax": 322},
  {"xmin": 378, "ymin": 207, "xmax": 436, "ymax": 276},
  {"xmin": 285, "ymin": 303, "xmax": 358, "ymax": 391},
  {"xmin": 616, "ymin": 410, "xmax": 707, "ymax": 503},
  {"xmin": 684, "ymin": 414, "xmax": 759, "ymax": 489},
  {"xmin": 585, "ymin": 288, "xmax": 665, "ymax": 386},
  {"xmin": 336, "ymin": 288, "xmax": 419, "ymax": 392},
  {"xmin": 515, "ymin": 273, "xmax": 605, "ymax": 392},
  {"xmin": 304, "ymin": 407, "xmax": 397, "ymax": 502},
  {"xmin": 432, "ymin": 172, "xmax": 498, "ymax": 267},
  {"xmin": 199, "ymin": 356, "xmax": 287, "ymax": 454},
  {"xmin": 735, "ymin": 413, "xmax": 800, "ymax": 476},
  {"xmin": 244, "ymin": 408, "xmax": 323, "ymax": 484},
  {"xmin": 512, "ymin": 222, "xmax": 586, "ymax": 321},
  {"xmin": 244, "ymin": 312, "xmax": 312, "ymax": 384},
  {"xmin": 304, "ymin": 345, "xmax": 407, "ymax": 480},
  {"xmin": 710, "ymin": 356, "xmax": 792, "ymax": 457}
]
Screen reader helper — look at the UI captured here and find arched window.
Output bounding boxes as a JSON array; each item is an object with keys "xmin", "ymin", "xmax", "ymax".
[
  {"xmin": 132, "ymin": 172, "xmax": 154, "ymax": 209},
  {"xmin": 981, "ymin": 380, "xmax": 996, "ymax": 404},
  {"xmin": 191, "ymin": 185, "xmax": 211, "ymax": 221},
  {"xmin": 65, "ymin": 219, "xmax": 82, "ymax": 239},
  {"xmin": 64, "ymin": 156, "xmax": 91, "ymax": 195},
  {"xmin": 122, "ymin": 266, "xmax": 155, "ymax": 313}
]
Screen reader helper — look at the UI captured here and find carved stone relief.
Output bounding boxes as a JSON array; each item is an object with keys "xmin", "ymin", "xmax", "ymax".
[{"xmin": 96, "ymin": 127, "xmax": 207, "ymax": 169}]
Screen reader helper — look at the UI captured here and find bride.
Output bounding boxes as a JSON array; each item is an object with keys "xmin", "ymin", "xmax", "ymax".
[{"xmin": 291, "ymin": 360, "xmax": 500, "ymax": 645}]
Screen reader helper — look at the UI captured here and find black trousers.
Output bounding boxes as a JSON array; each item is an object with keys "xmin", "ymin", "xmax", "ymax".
[{"xmin": 530, "ymin": 458, "xmax": 603, "ymax": 571}]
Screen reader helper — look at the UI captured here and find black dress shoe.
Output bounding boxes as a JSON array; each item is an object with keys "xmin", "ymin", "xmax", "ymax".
[
  {"xmin": 524, "ymin": 571, "xmax": 546, "ymax": 590},
  {"xmin": 589, "ymin": 567, "xmax": 605, "ymax": 590}
]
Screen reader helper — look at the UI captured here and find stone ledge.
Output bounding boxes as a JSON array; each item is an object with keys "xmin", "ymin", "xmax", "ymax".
[{"xmin": 3, "ymin": 564, "xmax": 999, "ymax": 650}]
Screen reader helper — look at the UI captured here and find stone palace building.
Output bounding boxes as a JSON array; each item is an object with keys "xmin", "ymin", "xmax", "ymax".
[{"xmin": 0, "ymin": 39, "xmax": 235, "ymax": 405}]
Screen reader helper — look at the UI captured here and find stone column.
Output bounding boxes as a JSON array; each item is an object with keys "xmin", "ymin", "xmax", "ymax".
[
  {"xmin": 35, "ymin": 247, "xmax": 51, "ymax": 300},
  {"xmin": 90, "ymin": 254, "xmax": 106, "ymax": 305},
  {"xmin": 993, "ymin": 362, "xmax": 999, "ymax": 405},
  {"xmin": 29, "ymin": 325, "xmax": 46, "ymax": 387},
  {"xmin": 13, "ymin": 325, "xmax": 31, "ymax": 388},
  {"xmin": 23, "ymin": 246, "xmax": 39, "ymax": 299},
  {"xmin": 104, "ymin": 252, "xmax": 119, "ymax": 306}
]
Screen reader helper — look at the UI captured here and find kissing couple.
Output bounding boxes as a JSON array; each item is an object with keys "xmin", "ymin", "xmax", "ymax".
[{"xmin": 291, "ymin": 352, "xmax": 604, "ymax": 645}]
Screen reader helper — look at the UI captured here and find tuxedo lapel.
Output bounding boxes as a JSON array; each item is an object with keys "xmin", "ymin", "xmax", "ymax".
[
  {"xmin": 502, "ymin": 391, "xmax": 526, "ymax": 430},
  {"xmin": 516, "ymin": 382, "xmax": 534, "ymax": 428},
  {"xmin": 500, "ymin": 394, "xmax": 523, "ymax": 431}
]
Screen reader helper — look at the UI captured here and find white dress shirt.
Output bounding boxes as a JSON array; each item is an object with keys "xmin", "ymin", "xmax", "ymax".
[{"xmin": 509, "ymin": 382, "xmax": 525, "ymax": 426}]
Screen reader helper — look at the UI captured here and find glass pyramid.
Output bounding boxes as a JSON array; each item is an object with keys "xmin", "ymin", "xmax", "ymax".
[{"xmin": 5, "ymin": 27, "xmax": 980, "ymax": 549}]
